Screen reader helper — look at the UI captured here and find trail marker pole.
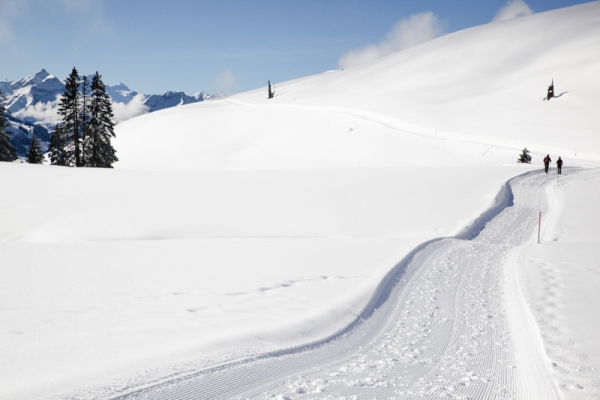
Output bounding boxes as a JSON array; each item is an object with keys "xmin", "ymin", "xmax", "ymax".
[{"xmin": 538, "ymin": 211, "xmax": 542, "ymax": 244}]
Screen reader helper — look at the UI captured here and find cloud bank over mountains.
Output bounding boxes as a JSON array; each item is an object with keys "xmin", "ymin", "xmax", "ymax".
[
  {"xmin": 15, "ymin": 98, "xmax": 62, "ymax": 127},
  {"xmin": 112, "ymin": 94, "xmax": 150, "ymax": 124}
]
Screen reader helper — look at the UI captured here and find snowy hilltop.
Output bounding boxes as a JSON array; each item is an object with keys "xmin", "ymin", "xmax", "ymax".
[
  {"xmin": 0, "ymin": 69, "xmax": 216, "ymax": 156},
  {"xmin": 2, "ymin": 2, "xmax": 600, "ymax": 400},
  {"xmin": 114, "ymin": 4, "xmax": 600, "ymax": 171}
]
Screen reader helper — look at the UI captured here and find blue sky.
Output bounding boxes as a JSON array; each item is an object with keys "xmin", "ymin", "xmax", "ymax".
[{"xmin": 0, "ymin": 0, "xmax": 594, "ymax": 96}]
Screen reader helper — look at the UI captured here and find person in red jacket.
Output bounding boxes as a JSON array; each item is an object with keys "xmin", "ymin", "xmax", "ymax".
[
  {"xmin": 543, "ymin": 154, "xmax": 551, "ymax": 173},
  {"xmin": 556, "ymin": 156, "xmax": 563, "ymax": 174}
]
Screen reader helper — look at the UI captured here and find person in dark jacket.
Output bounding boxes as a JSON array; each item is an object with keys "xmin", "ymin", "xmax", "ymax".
[
  {"xmin": 556, "ymin": 156, "xmax": 563, "ymax": 174},
  {"xmin": 543, "ymin": 154, "xmax": 551, "ymax": 173}
]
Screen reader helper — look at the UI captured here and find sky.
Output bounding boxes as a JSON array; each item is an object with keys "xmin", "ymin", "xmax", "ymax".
[{"xmin": 0, "ymin": 0, "xmax": 595, "ymax": 96}]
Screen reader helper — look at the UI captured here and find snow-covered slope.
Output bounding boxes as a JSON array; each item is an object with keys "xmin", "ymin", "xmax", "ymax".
[
  {"xmin": 114, "ymin": 2, "xmax": 600, "ymax": 171},
  {"xmin": 1, "ymin": 3, "xmax": 600, "ymax": 400}
]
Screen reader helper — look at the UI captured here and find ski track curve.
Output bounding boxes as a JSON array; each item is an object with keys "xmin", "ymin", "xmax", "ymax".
[{"xmin": 108, "ymin": 169, "xmax": 573, "ymax": 400}]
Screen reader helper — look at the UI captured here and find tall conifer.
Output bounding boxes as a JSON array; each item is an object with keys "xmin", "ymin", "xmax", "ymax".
[
  {"xmin": 58, "ymin": 67, "xmax": 82, "ymax": 166},
  {"xmin": 85, "ymin": 72, "xmax": 118, "ymax": 168},
  {"xmin": 0, "ymin": 89, "xmax": 18, "ymax": 162},
  {"xmin": 80, "ymin": 75, "xmax": 90, "ymax": 166}
]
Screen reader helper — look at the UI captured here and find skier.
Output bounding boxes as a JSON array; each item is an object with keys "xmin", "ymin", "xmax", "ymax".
[
  {"xmin": 543, "ymin": 154, "xmax": 551, "ymax": 173},
  {"xmin": 556, "ymin": 156, "xmax": 563, "ymax": 174}
]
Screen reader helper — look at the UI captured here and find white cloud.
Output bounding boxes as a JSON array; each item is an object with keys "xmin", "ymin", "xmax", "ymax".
[
  {"xmin": 492, "ymin": 0, "xmax": 534, "ymax": 22},
  {"xmin": 212, "ymin": 70, "xmax": 236, "ymax": 95},
  {"xmin": 15, "ymin": 93, "xmax": 149, "ymax": 126},
  {"xmin": 15, "ymin": 98, "xmax": 61, "ymax": 126},
  {"xmin": 339, "ymin": 12, "xmax": 443, "ymax": 69},
  {"xmin": 112, "ymin": 94, "xmax": 150, "ymax": 125}
]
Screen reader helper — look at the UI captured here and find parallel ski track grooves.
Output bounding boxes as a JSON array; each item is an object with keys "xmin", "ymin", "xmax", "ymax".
[{"xmin": 115, "ymin": 170, "xmax": 568, "ymax": 400}]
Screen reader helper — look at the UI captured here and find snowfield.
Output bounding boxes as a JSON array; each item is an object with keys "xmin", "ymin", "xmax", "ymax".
[
  {"xmin": 99, "ymin": 169, "xmax": 566, "ymax": 399},
  {"xmin": 1, "ymin": 3, "xmax": 600, "ymax": 399}
]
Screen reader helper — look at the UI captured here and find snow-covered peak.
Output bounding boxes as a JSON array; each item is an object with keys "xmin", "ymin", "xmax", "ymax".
[
  {"xmin": 142, "ymin": 90, "xmax": 209, "ymax": 112},
  {"xmin": 110, "ymin": 82, "xmax": 129, "ymax": 90},
  {"xmin": 193, "ymin": 91, "xmax": 211, "ymax": 101},
  {"xmin": 10, "ymin": 69, "xmax": 53, "ymax": 92},
  {"xmin": 4, "ymin": 70, "xmax": 64, "ymax": 113},
  {"xmin": 106, "ymin": 82, "xmax": 138, "ymax": 104}
]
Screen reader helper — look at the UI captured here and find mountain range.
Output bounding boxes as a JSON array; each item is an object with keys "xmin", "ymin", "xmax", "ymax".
[{"xmin": 0, "ymin": 69, "xmax": 216, "ymax": 156}]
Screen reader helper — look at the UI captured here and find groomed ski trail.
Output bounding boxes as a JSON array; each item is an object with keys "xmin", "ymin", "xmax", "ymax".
[
  {"xmin": 113, "ymin": 170, "xmax": 566, "ymax": 400},
  {"xmin": 223, "ymin": 99, "xmax": 549, "ymax": 159}
]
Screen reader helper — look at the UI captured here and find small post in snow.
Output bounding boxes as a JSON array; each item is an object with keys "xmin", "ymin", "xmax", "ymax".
[{"xmin": 538, "ymin": 211, "xmax": 542, "ymax": 244}]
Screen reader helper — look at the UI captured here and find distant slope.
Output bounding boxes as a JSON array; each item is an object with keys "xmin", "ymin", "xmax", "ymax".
[{"xmin": 114, "ymin": 2, "xmax": 600, "ymax": 171}]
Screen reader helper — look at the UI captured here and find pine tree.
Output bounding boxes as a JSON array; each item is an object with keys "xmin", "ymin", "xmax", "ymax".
[
  {"xmin": 0, "ymin": 89, "xmax": 18, "ymax": 162},
  {"xmin": 58, "ymin": 67, "xmax": 82, "ymax": 167},
  {"xmin": 517, "ymin": 147, "xmax": 532, "ymax": 164},
  {"xmin": 80, "ymin": 74, "xmax": 90, "ymax": 166},
  {"xmin": 85, "ymin": 72, "xmax": 118, "ymax": 168},
  {"xmin": 48, "ymin": 124, "xmax": 69, "ymax": 166},
  {"xmin": 26, "ymin": 134, "xmax": 44, "ymax": 164}
]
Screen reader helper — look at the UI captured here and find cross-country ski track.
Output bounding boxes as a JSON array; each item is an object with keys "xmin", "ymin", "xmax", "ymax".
[{"xmin": 108, "ymin": 169, "xmax": 569, "ymax": 400}]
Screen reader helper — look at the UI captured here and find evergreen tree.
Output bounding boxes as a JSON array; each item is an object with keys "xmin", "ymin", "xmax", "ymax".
[
  {"xmin": 80, "ymin": 74, "xmax": 91, "ymax": 166},
  {"xmin": 547, "ymin": 79, "xmax": 554, "ymax": 101},
  {"xmin": 58, "ymin": 67, "xmax": 82, "ymax": 166},
  {"xmin": 517, "ymin": 147, "xmax": 532, "ymax": 164},
  {"xmin": 48, "ymin": 124, "xmax": 69, "ymax": 166},
  {"xmin": 26, "ymin": 134, "xmax": 44, "ymax": 164},
  {"xmin": 268, "ymin": 80, "xmax": 275, "ymax": 99},
  {"xmin": 85, "ymin": 72, "xmax": 118, "ymax": 168},
  {"xmin": 0, "ymin": 89, "xmax": 18, "ymax": 162}
]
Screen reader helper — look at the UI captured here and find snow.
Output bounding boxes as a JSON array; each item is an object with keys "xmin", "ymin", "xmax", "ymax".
[
  {"xmin": 519, "ymin": 168, "xmax": 600, "ymax": 398},
  {"xmin": 1, "ymin": 3, "xmax": 599, "ymax": 399},
  {"xmin": 0, "ymin": 165, "xmax": 523, "ymax": 399}
]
